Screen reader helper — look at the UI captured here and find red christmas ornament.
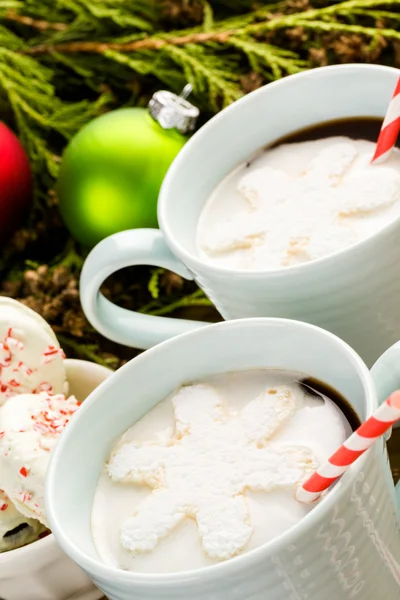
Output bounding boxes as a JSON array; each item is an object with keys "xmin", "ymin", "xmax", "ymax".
[{"xmin": 0, "ymin": 122, "xmax": 32, "ymax": 240}]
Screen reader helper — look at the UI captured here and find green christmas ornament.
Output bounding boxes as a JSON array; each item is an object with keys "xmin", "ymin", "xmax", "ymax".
[{"xmin": 57, "ymin": 85, "xmax": 199, "ymax": 247}]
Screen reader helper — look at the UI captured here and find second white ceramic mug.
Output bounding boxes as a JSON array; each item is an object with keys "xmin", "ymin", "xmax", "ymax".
[
  {"xmin": 80, "ymin": 64, "xmax": 400, "ymax": 366},
  {"xmin": 46, "ymin": 319, "xmax": 400, "ymax": 600}
]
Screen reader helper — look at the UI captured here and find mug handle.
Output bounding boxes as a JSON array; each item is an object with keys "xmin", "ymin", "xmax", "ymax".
[
  {"xmin": 80, "ymin": 229, "xmax": 207, "ymax": 349},
  {"xmin": 370, "ymin": 342, "xmax": 400, "ymax": 498},
  {"xmin": 371, "ymin": 341, "xmax": 400, "ymax": 429}
]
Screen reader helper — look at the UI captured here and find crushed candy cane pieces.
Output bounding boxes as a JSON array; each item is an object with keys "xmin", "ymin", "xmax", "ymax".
[{"xmin": 42, "ymin": 345, "xmax": 66, "ymax": 365}]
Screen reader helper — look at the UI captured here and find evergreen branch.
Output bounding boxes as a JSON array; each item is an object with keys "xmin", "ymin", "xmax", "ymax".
[
  {"xmin": 73, "ymin": 0, "xmax": 155, "ymax": 32},
  {"xmin": 5, "ymin": 9, "xmax": 67, "ymax": 31},
  {"xmin": 148, "ymin": 268, "xmax": 162, "ymax": 300},
  {"xmin": 0, "ymin": 0, "xmax": 157, "ymax": 47},
  {"xmin": 52, "ymin": 240, "xmax": 84, "ymax": 271},
  {"xmin": 202, "ymin": 2, "xmax": 214, "ymax": 32},
  {"xmin": 265, "ymin": 0, "xmax": 400, "ymax": 24},
  {"xmin": 162, "ymin": 45, "xmax": 242, "ymax": 108},
  {"xmin": 0, "ymin": 42, "xmax": 111, "ymax": 190},
  {"xmin": 350, "ymin": 10, "xmax": 400, "ymax": 21},
  {"xmin": 101, "ymin": 48, "xmax": 159, "ymax": 75},
  {"xmin": 24, "ymin": 0, "xmax": 400, "ymax": 56},
  {"xmin": 229, "ymin": 37, "xmax": 307, "ymax": 80},
  {"xmin": 26, "ymin": 29, "xmax": 235, "ymax": 55},
  {"xmin": 138, "ymin": 289, "xmax": 212, "ymax": 317},
  {"xmin": 1, "ymin": 0, "xmax": 399, "ymax": 209},
  {"xmin": 294, "ymin": 19, "xmax": 400, "ymax": 40},
  {"xmin": 0, "ymin": 23, "xmax": 27, "ymax": 49},
  {"xmin": 149, "ymin": 298, "xmax": 213, "ymax": 317},
  {"xmin": 57, "ymin": 334, "xmax": 118, "ymax": 368}
]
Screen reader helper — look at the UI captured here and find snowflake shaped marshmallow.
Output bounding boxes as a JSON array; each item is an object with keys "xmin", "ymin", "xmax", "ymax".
[
  {"xmin": 108, "ymin": 384, "xmax": 317, "ymax": 560},
  {"xmin": 203, "ymin": 142, "xmax": 400, "ymax": 266}
]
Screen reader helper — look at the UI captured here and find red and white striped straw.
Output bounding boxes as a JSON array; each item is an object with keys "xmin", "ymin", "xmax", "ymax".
[
  {"xmin": 372, "ymin": 77, "xmax": 400, "ymax": 164},
  {"xmin": 297, "ymin": 390, "xmax": 400, "ymax": 504}
]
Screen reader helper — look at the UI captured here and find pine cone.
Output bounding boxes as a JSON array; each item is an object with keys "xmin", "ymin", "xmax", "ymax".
[
  {"xmin": 51, "ymin": 266, "xmax": 71, "ymax": 290},
  {"xmin": 62, "ymin": 310, "xmax": 87, "ymax": 338},
  {"xmin": 11, "ymin": 228, "xmax": 35, "ymax": 253},
  {"xmin": 0, "ymin": 280, "xmax": 22, "ymax": 297},
  {"xmin": 284, "ymin": 0, "xmax": 312, "ymax": 13},
  {"xmin": 308, "ymin": 48, "xmax": 328, "ymax": 67},
  {"xmin": 19, "ymin": 296, "xmax": 46, "ymax": 317},
  {"xmin": 284, "ymin": 26, "xmax": 307, "ymax": 47},
  {"xmin": 162, "ymin": 0, "xmax": 204, "ymax": 25},
  {"xmin": 42, "ymin": 295, "xmax": 64, "ymax": 322},
  {"xmin": 61, "ymin": 287, "xmax": 80, "ymax": 305},
  {"xmin": 394, "ymin": 41, "xmax": 400, "ymax": 68},
  {"xmin": 240, "ymin": 72, "xmax": 265, "ymax": 94},
  {"xmin": 330, "ymin": 35, "xmax": 365, "ymax": 63},
  {"xmin": 23, "ymin": 271, "xmax": 42, "ymax": 296}
]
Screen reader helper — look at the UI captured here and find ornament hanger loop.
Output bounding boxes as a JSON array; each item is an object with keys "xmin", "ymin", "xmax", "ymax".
[{"xmin": 179, "ymin": 84, "xmax": 193, "ymax": 101}]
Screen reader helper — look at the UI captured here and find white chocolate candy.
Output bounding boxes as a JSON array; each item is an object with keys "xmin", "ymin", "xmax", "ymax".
[
  {"xmin": 0, "ymin": 488, "xmax": 46, "ymax": 552},
  {"xmin": 0, "ymin": 298, "xmax": 67, "ymax": 406},
  {"xmin": 0, "ymin": 392, "xmax": 80, "ymax": 525},
  {"xmin": 108, "ymin": 384, "xmax": 316, "ymax": 561}
]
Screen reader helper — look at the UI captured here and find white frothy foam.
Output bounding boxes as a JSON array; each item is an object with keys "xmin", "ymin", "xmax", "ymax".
[
  {"xmin": 91, "ymin": 370, "xmax": 352, "ymax": 573},
  {"xmin": 196, "ymin": 138, "xmax": 400, "ymax": 270}
]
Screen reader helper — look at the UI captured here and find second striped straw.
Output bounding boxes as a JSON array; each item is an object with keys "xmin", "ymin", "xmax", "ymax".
[{"xmin": 297, "ymin": 390, "xmax": 400, "ymax": 504}]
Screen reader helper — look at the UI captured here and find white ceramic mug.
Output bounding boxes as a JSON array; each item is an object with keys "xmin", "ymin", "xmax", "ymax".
[
  {"xmin": 80, "ymin": 63, "xmax": 400, "ymax": 367},
  {"xmin": 46, "ymin": 319, "xmax": 400, "ymax": 600}
]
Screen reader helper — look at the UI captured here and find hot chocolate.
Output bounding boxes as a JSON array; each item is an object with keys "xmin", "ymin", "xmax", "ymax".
[
  {"xmin": 197, "ymin": 118, "xmax": 400, "ymax": 271},
  {"xmin": 91, "ymin": 369, "xmax": 356, "ymax": 573}
]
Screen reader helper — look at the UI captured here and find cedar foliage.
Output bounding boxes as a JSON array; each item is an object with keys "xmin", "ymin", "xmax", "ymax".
[{"xmin": 1, "ymin": 0, "xmax": 400, "ymax": 366}]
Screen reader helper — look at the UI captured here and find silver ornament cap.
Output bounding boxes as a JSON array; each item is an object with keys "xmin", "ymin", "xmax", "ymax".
[{"xmin": 148, "ymin": 84, "xmax": 200, "ymax": 134}]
